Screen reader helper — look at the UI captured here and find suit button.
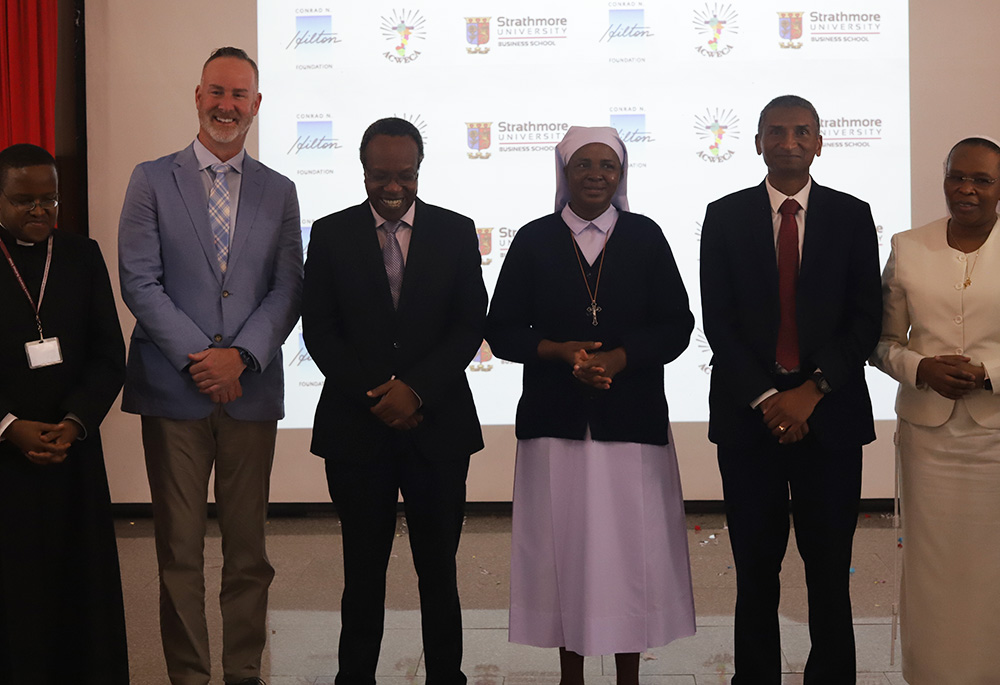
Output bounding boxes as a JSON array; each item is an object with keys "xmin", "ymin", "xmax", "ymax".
[
  {"xmin": 955, "ymin": 283, "xmax": 964, "ymax": 290},
  {"xmin": 214, "ymin": 334, "xmax": 223, "ymax": 343},
  {"xmin": 955, "ymin": 315, "xmax": 963, "ymax": 324},
  {"xmin": 956, "ymin": 347, "xmax": 964, "ymax": 355},
  {"xmin": 958, "ymin": 254, "xmax": 967, "ymax": 262},
  {"xmin": 222, "ymin": 290, "xmax": 230, "ymax": 298},
  {"xmin": 393, "ymin": 342, "xmax": 400, "ymax": 349}
]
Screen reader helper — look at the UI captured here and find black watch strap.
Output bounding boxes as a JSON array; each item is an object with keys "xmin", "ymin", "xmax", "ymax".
[{"xmin": 811, "ymin": 371, "xmax": 832, "ymax": 394}]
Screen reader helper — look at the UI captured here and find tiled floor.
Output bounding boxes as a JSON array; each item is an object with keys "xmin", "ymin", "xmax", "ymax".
[{"xmin": 117, "ymin": 511, "xmax": 909, "ymax": 684}]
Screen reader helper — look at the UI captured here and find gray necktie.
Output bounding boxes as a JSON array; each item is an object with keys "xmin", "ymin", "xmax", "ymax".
[{"xmin": 382, "ymin": 220, "xmax": 404, "ymax": 308}]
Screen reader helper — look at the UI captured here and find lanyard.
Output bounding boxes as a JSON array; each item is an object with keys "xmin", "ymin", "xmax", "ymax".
[{"xmin": 0, "ymin": 234, "xmax": 53, "ymax": 340}]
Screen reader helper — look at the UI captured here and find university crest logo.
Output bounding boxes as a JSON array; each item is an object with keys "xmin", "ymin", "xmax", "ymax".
[
  {"xmin": 466, "ymin": 17, "xmax": 491, "ymax": 54},
  {"xmin": 778, "ymin": 11, "xmax": 804, "ymax": 49},
  {"xmin": 470, "ymin": 340, "xmax": 493, "ymax": 372},
  {"xmin": 477, "ymin": 227, "xmax": 493, "ymax": 265},
  {"xmin": 466, "ymin": 122, "xmax": 492, "ymax": 159}
]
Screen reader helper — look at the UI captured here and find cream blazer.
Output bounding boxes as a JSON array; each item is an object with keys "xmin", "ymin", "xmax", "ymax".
[{"xmin": 871, "ymin": 217, "xmax": 1000, "ymax": 427}]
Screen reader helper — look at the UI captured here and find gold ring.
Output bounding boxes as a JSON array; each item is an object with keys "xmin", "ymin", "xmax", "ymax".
[{"xmin": 778, "ymin": 425, "xmax": 787, "ymax": 433}]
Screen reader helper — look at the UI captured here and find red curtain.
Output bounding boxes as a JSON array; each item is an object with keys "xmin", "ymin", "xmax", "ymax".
[{"xmin": 0, "ymin": 0, "xmax": 58, "ymax": 152}]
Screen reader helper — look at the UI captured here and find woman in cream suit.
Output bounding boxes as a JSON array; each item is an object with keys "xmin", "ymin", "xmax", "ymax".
[{"xmin": 872, "ymin": 137, "xmax": 1000, "ymax": 684}]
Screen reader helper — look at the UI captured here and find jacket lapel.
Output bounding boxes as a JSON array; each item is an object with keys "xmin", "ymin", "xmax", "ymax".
[
  {"xmin": 750, "ymin": 181, "xmax": 779, "ymax": 294},
  {"xmin": 353, "ymin": 202, "xmax": 397, "ymax": 313},
  {"xmin": 226, "ymin": 155, "xmax": 264, "ymax": 276},
  {"xmin": 799, "ymin": 181, "xmax": 829, "ymax": 285},
  {"xmin": 172, "ymin": 144, "xmax": 223, "ymax": 285},
  {"xmin": 395, "ymin": 199, "xmax": 428, "ymax": 314}
]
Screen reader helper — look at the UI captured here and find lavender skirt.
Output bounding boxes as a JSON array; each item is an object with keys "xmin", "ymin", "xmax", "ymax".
[{"xmin": 508, "ymin": 426, "xmax": 696, "ymax": 655}]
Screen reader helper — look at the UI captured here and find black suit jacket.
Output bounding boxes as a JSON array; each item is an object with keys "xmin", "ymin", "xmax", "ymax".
[
  {"xmin": 302, "ymin": 199, "xmax": 487, "ymax": 462},
  {"xmin": 699, "ymin": 181, "xmax": 882, "ymax": 447}
]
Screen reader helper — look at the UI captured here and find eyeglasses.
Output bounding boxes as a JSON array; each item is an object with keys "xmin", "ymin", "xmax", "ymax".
[
  {"xmin": 364, "ymin": 170, "xmax": 418, "ymax": 186},
  {"xmin": 944, "ymin": 174, "xmax": 998, "ymax": 189},
  {"xmin": 1, "ymin": 191, "xmax": 59, "ymax": 211}
]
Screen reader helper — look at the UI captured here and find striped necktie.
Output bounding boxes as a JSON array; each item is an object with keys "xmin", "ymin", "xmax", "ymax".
[
  {"xmin": 382, "ymin": 220, "xmax": 404, "ymax": 308},
  {"xmin": 208, "ymin": 163, "xmax": 232, "ymax": 273}
]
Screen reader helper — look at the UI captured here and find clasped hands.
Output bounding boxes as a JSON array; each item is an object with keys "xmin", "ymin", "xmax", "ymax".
[
  {"xmin": 367, "ymin": 379, "xmax": 423, "ymax": 430},
  {"xmin": 538, "ymin": 340, "xmax": 627, "ymax": 390},
  {"xmin": 759, "ymin": 381, "xmax": 824, "ymax": 445},
  {"xmin": 5, "ymin": 419, "xmax": 81, "ymax": 465},
  {"xmin": 917, "ymin": 355, "xmax": 986, "ymax": 400},
  {"xmin": 188, "ymin": 348, "xmax": 246, "ymax": 404}
]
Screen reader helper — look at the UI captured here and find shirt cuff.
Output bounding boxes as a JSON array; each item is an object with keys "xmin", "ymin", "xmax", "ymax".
[
  {"xmin": 751, "ymin": 388, "xmax": 778, "ymax": 409},
  {"xmin": 63, "ymin": 413, "xmax": 87, "ymax": 440},
  {"xmin": 0, "ymin": 413, "xmax": 17, "ymax": 441}
]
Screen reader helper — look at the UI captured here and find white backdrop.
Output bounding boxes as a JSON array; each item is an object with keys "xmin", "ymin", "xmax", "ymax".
[
  {"xmin": 255, "ymin": 1, "xmax": 910, "ymax": 429},
  {"xmin": 85, "ymin": 0, "xmax": 992, "ymax": 503}
]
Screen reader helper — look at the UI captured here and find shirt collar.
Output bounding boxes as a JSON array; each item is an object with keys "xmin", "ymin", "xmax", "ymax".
[
  {"xmin": 560, "ymin": 203, "xmax": 618, "ymax": 236},
  {"xmin": 193, "ymin": 137, "xmax": 245, "ymax": 174},
  {"xmin": 370, "ymin": 201, "xmax": 417, "ymax": 229},
  {"xmin": 764, "ymin": 176, "xmax": 811, "ymax": 215}
]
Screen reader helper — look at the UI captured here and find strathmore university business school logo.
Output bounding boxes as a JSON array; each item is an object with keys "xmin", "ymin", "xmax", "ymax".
[
  {"xmin": 492, "ymin": 15, "xmax": 569, "ymax": 49},
  {"xmin": 820, "ymin": 114, "xmax": 884, "ymax": 150},
  {"xmin": 777, "ymin": 10, "xmax": 884, "ymax": 48},
  {"xmin": 381, "ymin": 9, "xmax": 426, "ymax": 63},
  {"xmin": 466, "ymin": 17, "xmax": 491, "ymax": 54},
  {"xmin": 467, "ymin": 121, "xmax": 570, "ymax": 159},
  {"xmin": 288, "ymin": 117, "xmax": 342, "ymax": 174},
  {"xmin": 469, "ymin": 340, "xmax": 493, "ymax": 372},
  {"xmin": 288, "ymin": 10, "xmax": 341, "ymax": 68},
  {"xmin": 693, "ymin": 3, "xmax": 738, "ymax": 57},
  {"xmin": 477, "ymin": 227, "xmax": 493, "ymax": 265},
  {"xmin": 694, "ymin": 108, "xmax": 740, "ymax": 163}
]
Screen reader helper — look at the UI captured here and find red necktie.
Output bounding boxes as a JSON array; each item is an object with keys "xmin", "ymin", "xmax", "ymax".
[{"xmin": 776, "ymin": 198, "xmax": 801, "ymax": 370}]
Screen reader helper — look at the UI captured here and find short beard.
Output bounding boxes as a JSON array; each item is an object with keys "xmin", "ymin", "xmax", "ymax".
[{"xmin": 199, "ymin": 109, "xmax": 253, "ymax": 145}]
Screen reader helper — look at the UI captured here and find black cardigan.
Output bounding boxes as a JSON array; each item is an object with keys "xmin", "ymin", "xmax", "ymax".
[{"xmin": 485, "ymin": 210, "xmax": 693, "ymax": 445}]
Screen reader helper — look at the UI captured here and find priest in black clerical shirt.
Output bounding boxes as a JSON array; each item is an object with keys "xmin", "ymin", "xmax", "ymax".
[{"xmin": 0, "ymin": 143, "xmax": 128, "ymax": 684}]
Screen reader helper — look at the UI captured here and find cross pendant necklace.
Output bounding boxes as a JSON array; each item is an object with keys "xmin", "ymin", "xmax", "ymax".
[
  {"xmin": 586, "ymin": 300, "xmax": 602, "ymax": 326},
  {"xmin": 571, "ymin": 228, "xmax": 610, "ymax": 327}
]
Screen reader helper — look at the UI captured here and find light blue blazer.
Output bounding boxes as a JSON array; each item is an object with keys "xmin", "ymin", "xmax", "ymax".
[{"xmin": 118, "ymin": 143, "xmax": 303, "ymax": 421}]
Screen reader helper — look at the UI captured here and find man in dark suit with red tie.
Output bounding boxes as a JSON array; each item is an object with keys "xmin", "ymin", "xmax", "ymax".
[
  {"xmin": 699, "ymin": 95, "xmax": 882, "ymax": 684},
  {"xmin": 301, "ymin": 117, "xmax": 486, "ymax": 685}
]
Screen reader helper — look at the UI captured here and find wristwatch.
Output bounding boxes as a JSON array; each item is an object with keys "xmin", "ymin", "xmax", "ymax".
[
  {"xmin": 811, "ymin": 371, "xmax": 832, "ymax": 395},
  {"xmin": 236, "ymin": 347, "xmax": 257, "ymax": 372}
]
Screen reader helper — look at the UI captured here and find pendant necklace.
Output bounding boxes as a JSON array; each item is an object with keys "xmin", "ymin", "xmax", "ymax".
[
  {"xmin": 948, "ymin": 219, "xmax": 984, "ymax": 289},
  {"xmin": 571, "ymin": 228, "xmax": 610, "ymax": 326}
]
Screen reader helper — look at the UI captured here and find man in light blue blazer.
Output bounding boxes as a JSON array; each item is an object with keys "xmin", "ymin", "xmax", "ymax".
[{"xmin": 118, "ymin": 47, "xmax": 302, "ymax": 685}]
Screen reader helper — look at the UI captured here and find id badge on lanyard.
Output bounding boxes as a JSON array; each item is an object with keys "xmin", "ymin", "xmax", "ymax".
[{"xmin": 0, "ymin": 235, "xmax": 62, "ymax": 369}]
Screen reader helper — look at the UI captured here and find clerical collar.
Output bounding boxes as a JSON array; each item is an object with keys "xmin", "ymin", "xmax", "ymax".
[{"xmin": 0, "ymin": 224, "xmax": 45, "ymax": 247}]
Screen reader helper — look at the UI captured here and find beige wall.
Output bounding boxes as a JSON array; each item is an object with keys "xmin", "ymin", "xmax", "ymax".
[{"xmin": 85, "ymin": 1, "xmax": 999, "ymax": 502}]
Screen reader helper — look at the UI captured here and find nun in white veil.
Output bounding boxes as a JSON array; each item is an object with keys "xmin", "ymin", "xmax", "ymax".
[{"xmin": 486, "ymin": 126, "xmax": 696, "ymax": 683}]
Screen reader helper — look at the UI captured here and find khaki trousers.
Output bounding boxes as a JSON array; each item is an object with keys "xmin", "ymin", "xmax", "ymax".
[{"xmin": 142, "ymin": 407, "xmax": 276, "ymax": 685}]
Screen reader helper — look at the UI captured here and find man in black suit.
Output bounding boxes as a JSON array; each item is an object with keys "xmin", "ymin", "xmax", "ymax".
[
  {"xmin": 699, "ymin": 95, "xmax": 882, "ymax": 684},
  {"xmin": 302, "ymin": 117, "xmax": 486, "ymax": 685}
]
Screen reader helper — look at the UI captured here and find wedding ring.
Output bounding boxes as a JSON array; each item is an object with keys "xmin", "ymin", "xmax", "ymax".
[{"xmin": 778, "ymin": 425, "xmax": 787, "ymax": 433}]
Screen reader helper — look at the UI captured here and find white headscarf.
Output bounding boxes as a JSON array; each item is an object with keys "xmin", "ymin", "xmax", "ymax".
[{"xmin": 554, "ymin": 126, "xmax": 629, "ymax": 212}]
